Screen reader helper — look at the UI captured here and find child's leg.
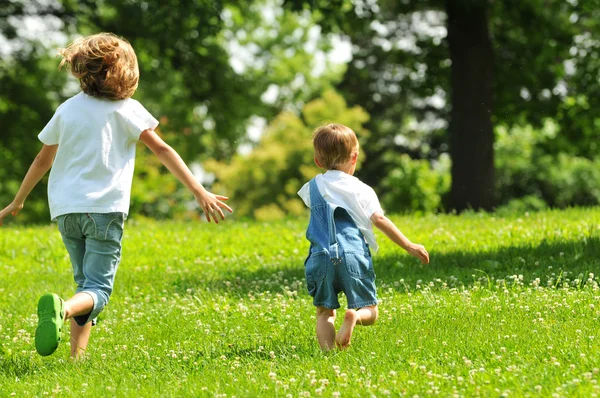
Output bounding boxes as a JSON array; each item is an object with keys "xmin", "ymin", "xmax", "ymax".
[
  {"xmin": 70, "ymin": 319, "xmax": 92, "ymax": 359},
  {"xmin": 64, "ymin": 292, "xmax": 94, "ymax": 358},
  {"xmin": 35, "ymin": 216, "xmax": 87, "ymax": 357},
  {"xmin": 58, "ymin": 216, "xmax": 96, "ymax": 358},
  {"xmin": 64, "ymin": 292, "xmax": 94, "ymax": 318},
  {"xmin": 335, "ymin": 305, "xmax": 378, "ymax": 348},
  {"xmin": 316, "ymin": 306, "xmax": 336, "ymax": 351},
  {"xmin": 67, "ymin": 213, "xmax": 123, "ymax": 357},
  {"xmin": 59, "ymin": 213, "xmax": 123, "ymax": 358}
]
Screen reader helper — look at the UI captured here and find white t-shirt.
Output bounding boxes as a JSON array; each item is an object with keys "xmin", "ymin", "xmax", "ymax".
[
  {"xmin": 298, "ymin": 170, "xmax": 384, "ymax": 252},
  {"xmin": 38, "ymin": 92, "xmax": 159, "ymax": 220}
]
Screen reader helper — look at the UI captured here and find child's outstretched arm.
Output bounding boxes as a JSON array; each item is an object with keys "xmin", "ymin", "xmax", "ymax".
[
  {"xmin": 139, "ymin": 129, "xmax": 233, "ymax": 223},
  {"xmin": 0, "ymin": 144, "xmax": 57, "ymax": 226},
  {"xmin": 370, "ymin": 211, "xmax": 430, "ymax": 264}
]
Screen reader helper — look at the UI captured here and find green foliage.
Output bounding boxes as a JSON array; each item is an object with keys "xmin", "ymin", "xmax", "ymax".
[
  {"xmin": 371, "ymin": 121, "xmax": 600, "ymax": 214},
  {"xmin": 538, "ymin": 154, "xmax": 600, "ymax": 207},
  {"xmin": 130, "ymin": 140, "xmax": 202, "ymax": 221},
  {"xmin": 494, "ymin": 122, "xmax": 551, "ymax": 201},
  {"xmin": 495, "ymin": 195, "xmax": 548, "ymax": 216},
  {"xmin": 221, "ymin": 1, "xmax": 347, "ymax": 110},
  {"xmin": 495, "ymin": 122, "xmax": 600, "ymax": 208},
  {"xmin": 0, "ymin": 49, "xmax": 68, "ymax": 223},
  {"xmin": 381, "ymin": 153, "xmax": 451, "ymax": 213},
  {"xmin": 1, "ymin": 209, "xmax": 600, "ymax": 395},
  {"xmin": 207, "ymin": 90, "xmax": 370, "ymax": 219}
]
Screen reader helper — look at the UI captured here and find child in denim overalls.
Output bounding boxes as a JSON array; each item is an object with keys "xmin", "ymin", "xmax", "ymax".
[
  {"xmin": 0, "ymin": 33, "xmax": 232, "ymax": 358},
  {"xmin": 298, "ymin": 124, "xmax": 429, "ymax": 350}
]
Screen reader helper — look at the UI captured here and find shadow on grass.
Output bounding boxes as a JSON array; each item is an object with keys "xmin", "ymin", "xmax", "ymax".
[{"xmin": 171, "ymin": 237, "xmax": 600, "ymax": 296}]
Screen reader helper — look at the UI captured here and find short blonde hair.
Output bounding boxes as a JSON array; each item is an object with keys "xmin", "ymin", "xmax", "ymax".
[
  {"xmin": 58, "ymin": 33, "xmax": 139, "ymax": 100},
  {"xmin": 312, "ymin": 123, "xmax": 359, "ymax": 170}
]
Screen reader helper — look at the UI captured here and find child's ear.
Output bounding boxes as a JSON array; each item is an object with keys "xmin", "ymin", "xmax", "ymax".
[
  {"xmin": 314, "ymin": 156, "xmax": 323, "ymax": 168},
  {"xmin": 351, "ymin": 151, "xmax": 358, "ymax": 165}
]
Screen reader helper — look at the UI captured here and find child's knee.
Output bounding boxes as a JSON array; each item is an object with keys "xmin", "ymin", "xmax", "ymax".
[
  {"xmin": 316, "ymin": 306, "xmax": 335, "ymax": 319},
  {"xmin": 364, "ymin": 305, "xmax": 378, "ymax": 324}
]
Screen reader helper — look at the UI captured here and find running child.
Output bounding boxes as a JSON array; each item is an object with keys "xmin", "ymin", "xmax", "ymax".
[
  {"xmin": 298, "ymin": 123, "xmax": 429, "ymax": 351},
  {"xmin": 0, "ymin": 33, "xmax": 232, "ymax": 358}
]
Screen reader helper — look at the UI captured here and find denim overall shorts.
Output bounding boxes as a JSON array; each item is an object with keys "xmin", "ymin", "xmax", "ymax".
[{"xmin": 304, "ymin": 178, "xmax": 378, "ymax": 309}]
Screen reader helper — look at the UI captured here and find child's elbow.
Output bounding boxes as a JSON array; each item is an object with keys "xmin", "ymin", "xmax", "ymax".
[
  {"xmin": 154, "ymin": 143, "xmax": 173, "ymax": 158},
  {"xmin": 34, "ymin": 153, "xmax": 53, "ymax": 170},
  {"xmin": 370, "ymin": 212, "xmax": 386, "ymax": 227}
]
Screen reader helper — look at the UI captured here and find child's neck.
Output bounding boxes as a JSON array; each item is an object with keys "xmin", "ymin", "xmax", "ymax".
[{"xmin": 331, "ymin": 164, "xmax": 355, "ymax": 175}]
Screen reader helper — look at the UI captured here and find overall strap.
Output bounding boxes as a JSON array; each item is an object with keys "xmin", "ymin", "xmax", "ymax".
[
  {"xmin": 309, "ymin": 178, "xmax": 326, "ymax": 208},
  {"xmin": 327, "ymin": 204, "xmax": 341, "ymax": 262},
  {"xmin": 309, "ymin": 178, "xmax": 341, "ymax": 263}
]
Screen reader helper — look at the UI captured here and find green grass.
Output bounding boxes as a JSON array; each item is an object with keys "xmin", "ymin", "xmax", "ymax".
[{"xmin": 1, "ymin": 208, "xmax": 600, "ymax": 397}]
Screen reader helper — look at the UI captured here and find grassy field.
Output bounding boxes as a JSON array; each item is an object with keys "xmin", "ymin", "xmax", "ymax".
[{"xmin": 1, "ymin": 208, "xmax": 599, "ymax": 397}]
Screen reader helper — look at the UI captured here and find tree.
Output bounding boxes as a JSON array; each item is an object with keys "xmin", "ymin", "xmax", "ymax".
[
  {"xmin": 445, "ymin": 1, "xmax": 494, "ymax": 210},
  {"xmin": 284, "ymin": 0, "xmax": 595, "ymax": 211}
]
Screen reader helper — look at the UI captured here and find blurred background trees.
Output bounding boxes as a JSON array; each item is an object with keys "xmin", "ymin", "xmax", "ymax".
[{"xmin": 1, "ymin": 0, "xmax": 599, "ymax": 222}]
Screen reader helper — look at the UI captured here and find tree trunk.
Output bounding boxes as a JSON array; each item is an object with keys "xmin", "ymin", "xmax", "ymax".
[{"xmin": 446, "ymin": 0, "xmax": 495, "ymax": 211}]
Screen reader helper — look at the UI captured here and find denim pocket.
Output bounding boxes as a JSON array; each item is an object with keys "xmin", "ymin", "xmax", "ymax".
[
  {"xmin": 86, "ymin": 213, "xmax": 125, "ymax": 242},
  {"xmin": 305, "ymin": 252, "xmax": 327, "ymax": 283},
  {"xmin": 305, "ymin": 251, "xmax": 327, "ymax": 297},
  {"xmin": 104, "ymin": 215, "xmax": 124, "ymax": 242},
  {"xmin": 57, "ymin": 214, "xmax": 73, "ymax": 236},
  {"xmin": 344, "ymin": 251, "xmax": 374, "ymax": 279}
]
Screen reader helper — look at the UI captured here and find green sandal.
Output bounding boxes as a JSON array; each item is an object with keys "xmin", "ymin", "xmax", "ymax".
[{"xmin": 35, "ymin": 293, "xmax": 65, "ymax": 356}]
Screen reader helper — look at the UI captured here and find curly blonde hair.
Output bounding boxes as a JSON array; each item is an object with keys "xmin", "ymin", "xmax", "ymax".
[{"xmin": 58, "ymin": 33, "xmax": 139, "ymax": 100}]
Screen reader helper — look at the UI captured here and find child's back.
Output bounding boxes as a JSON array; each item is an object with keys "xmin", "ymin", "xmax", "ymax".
[
  {"xmin": 301, "ymin": 170, "xmax": 382, "ymax": 252},
  {"xmin": 299, "ymin": 123, "xmax": 429, "ymax": 351},
  {"xmin": 304, "ymin": 176, "xmax": 377, "ymax": 312},
  {"xmin": 0, "ymin": 32, "xmax": 232, "ymax": 359},
  {"xmin": 42, "ymin": 92, "xmax": 157, "ymax": 219}
]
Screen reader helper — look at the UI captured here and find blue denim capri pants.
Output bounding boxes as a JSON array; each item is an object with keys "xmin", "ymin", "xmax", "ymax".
[{"xmin": 56, "ymin": 212, "xmax": 125, "ymax": 326}]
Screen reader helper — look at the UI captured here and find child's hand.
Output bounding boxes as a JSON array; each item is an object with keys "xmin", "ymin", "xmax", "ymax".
[
  {"xmin": 407, "ymin": 243, "xmax": 429, "ymax": 264},
  {"xmin": 0, "ymin": 202, "xmax": 24, "ymax": 226},
  {"xmin": 195, "ymin": 190, "xmax": 233, "ymax": 224}
]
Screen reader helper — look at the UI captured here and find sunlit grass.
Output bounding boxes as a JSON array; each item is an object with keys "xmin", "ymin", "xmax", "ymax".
[{"xmin": 1, "ymin": 208, "xmax": 599, "ymax": 396}]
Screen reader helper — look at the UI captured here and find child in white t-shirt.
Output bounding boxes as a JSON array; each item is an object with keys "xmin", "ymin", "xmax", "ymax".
[
  {"xmin": 298, "ymin": 123, "xmax": 429, "ymax": 350},
  {"xmin": 0, "ymin": 33, "xmax": 232, "ymax": 358}
]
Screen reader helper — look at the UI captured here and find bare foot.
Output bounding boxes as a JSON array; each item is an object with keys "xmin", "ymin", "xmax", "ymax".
[{"xmin": 336, "ymin": 309, "xmax": 359, "ymax": 349}]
